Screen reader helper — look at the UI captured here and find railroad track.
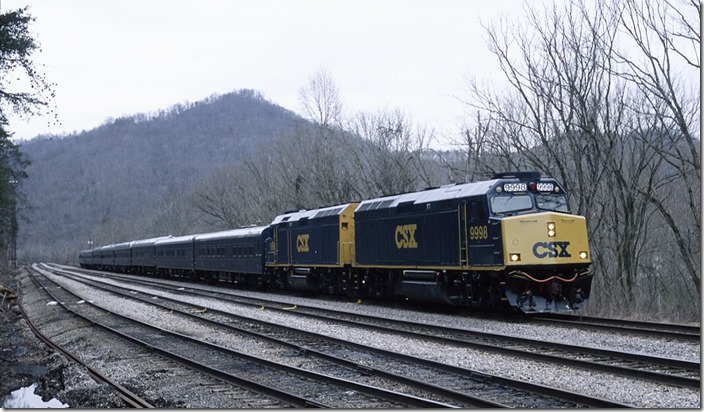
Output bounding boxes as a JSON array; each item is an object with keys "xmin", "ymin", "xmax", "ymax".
[
  {"xmin": 266, "ymin": 304, "xmax": 701, "ymax": 389},
  {"xmin": 42, "ymin": 264, "xmax": 637, "ymax": 407},
  {"xmin": 25, "ymin": 266, "xmax": 329, "ymax": 407},
  {"xmin": 46, "ymin": 264, "xmax": 699, "ymax": 390},
  {"xmin": 55, "ymin": 263, "xmax": 700, "ymax": 341},
  {"xmin": 29, "ymin": 265, "xmax": 462, "ymax": 408},
  {"xmin": 16, "ymin": 287, "xmax": 154, "ymax": 408},
  {"xmin": 27, "ymin": 268, "xmax": 380, "ymax": 407},
  {"xmin": 522, "ymin": 313, "xmax": 700, "ymax": 341}
]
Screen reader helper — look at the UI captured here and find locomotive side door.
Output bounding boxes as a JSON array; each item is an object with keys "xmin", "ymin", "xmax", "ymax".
[
  {"xmin": 459, "ymin": 201, "xmax": 469, "ymax": 266},
  {"xmin": 265, "ymin": 231, "xmax": 277, "ymax": 265},
  {"xmin": 467, "ymin": 198, "xmax": 501, "ymax": 266}
]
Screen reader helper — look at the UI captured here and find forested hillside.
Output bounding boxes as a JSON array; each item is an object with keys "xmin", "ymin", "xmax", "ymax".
[{"xmin": 17, "ymin": 89, "xmax": 301, "ymax": 261}]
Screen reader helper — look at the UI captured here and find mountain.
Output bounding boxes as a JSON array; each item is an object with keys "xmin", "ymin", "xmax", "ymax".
[{"xmin": 16, "ymin": 89, "xmax": 302, "ymax": 262}]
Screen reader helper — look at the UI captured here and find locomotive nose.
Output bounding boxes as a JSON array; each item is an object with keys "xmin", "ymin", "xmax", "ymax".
[{"xmin": 501, "ymin": 212, "xmax": 591, "ymax": 266}]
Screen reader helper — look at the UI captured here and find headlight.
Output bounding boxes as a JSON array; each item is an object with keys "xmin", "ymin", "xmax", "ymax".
[
  {"xmin": 579, "ymin": 251, "xmax": 588, "ymax": 259},
  {"xmin": 547, "ymin": 222, "xmax": 556, "ymax": 237},
  {"xmin": 510, "ymin": 253, "xmax": 521, "ymax": 262}
]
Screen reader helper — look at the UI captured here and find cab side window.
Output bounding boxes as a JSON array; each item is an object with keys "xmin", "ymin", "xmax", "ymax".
[{"xmin": 470, "ymin": 200, "xmax": 487, "ymax": 223}]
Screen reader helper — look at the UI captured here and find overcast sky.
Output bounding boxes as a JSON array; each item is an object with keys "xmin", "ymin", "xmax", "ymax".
[{"xmin": 4, "ymin": 0, "xmax": 524, "ymax": 142}]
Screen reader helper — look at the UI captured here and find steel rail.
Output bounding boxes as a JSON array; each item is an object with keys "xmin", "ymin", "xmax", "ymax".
[
  {"xmin": 58, "ymin": 264, "xmax": 696, "ymax": 387},
  {"xmin": 48, "ymin": 268, "xmax": 509, "ymax": 408},
  {"xmin": 31, "ymin": 265, "xmax": 454, "ymax": 408},
  {"xmin": 523, "ymin": 313, "xmax": 700, "ymax": 340},
  {"xmin": 27, "ymin": 265, "xmax": 326, "ymax": 408},
  {"xmin": 256, "ymin": 300, "xmax": 701, "ymax": 389},
  {"xmin": 57, "ymin": 264, "xmax": 699, "ymax": 389},
  {"xmin": 48, "ymin": 264, "xmax": 635, "ymax": 408},
  {"xmin": 19, "ymin": 268, "xmax": 154, "ymax": 408}
]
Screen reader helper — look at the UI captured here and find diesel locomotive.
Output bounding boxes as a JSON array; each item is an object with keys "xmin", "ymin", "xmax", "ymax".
[{"xmin": 79, "ymin": 172, "xmax": 592, "ymax": 313}]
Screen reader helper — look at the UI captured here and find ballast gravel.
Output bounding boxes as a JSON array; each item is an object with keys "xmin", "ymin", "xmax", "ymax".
[{"xmin": 18, "ymin": 268, "xmax": 703, "ymax": 408}]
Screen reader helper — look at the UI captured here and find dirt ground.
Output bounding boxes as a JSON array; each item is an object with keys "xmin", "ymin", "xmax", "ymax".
[{"xmin": 0, "ymin": 267, "xmax": 124, "ymax": 408}]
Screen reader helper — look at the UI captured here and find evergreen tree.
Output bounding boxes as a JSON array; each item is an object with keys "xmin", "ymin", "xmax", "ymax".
[
  {"xmin": 0, "ymin": 6, "xmax": 54, "ymax": 124},
  {"xmin": 0, "ymin": 6, "xmax": 53, "ymax": 264}
]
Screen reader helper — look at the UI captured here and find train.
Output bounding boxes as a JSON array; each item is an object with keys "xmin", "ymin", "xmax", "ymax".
[{"xmin": 79, "ymin": 172, "xmax": 592, "ymax": 313}]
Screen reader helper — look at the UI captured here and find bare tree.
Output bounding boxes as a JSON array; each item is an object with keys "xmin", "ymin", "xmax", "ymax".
[
  {"xmin": 296, "ymin": 69, "xmax": 357, "ymax": 206},
  {"xmin": 345, "ymin": 109, "xmax": 435, "ymax": 197},
  {"xmin": 298, "ymin": 67, "xmax": 344, "ymax": 128},
  {"xmin": 608, "ymin": 0, "xmax": 701, "ymax": 294},
  {"xmin": 439, "ymin": 110, "xmax": 494, "ymax": 183},
  {"xmin": 148, "ymin": 196, "xmax": 203, "ymax": 236},
  {"xmin": 192, "ymin": 161, "xmax": 280, "ymax": 230},
  {"xmin": 193, "ymin": 168, "xmax": 245, "ymax": 229},
  {"xmin": 459, "ymin": 0, "xmax": 700, "ymax": 318}
]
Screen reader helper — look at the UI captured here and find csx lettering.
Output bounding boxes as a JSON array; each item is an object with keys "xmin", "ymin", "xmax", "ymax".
[
  {"xmin": 532, "ymin": 241, "xmax": 571, "ymax": 258},
  {"xmin": 296, "ymin": 234, "xmax": 310, "ymax": 252},
  {"xmin": 395, "ymin": 224, "xmax": 418, "ymax": 249}
]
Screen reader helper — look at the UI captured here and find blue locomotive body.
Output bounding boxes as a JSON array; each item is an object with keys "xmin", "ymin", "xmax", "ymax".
[{"xmin": 79, "ymin": 172, "xmax": 592, "ymax": 313}]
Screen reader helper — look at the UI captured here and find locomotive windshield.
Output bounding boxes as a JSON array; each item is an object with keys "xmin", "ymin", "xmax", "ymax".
[
  {"xmin": 490, "ymin": 193, "xmax": 569, "ymax": 215},
  {"xmin": 536, "ymin": 194, "xmax": 569, "ymax": 212},
  {"xmin": 490, "ymin": 195, "xmax": 533, "ymax": 215}
]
